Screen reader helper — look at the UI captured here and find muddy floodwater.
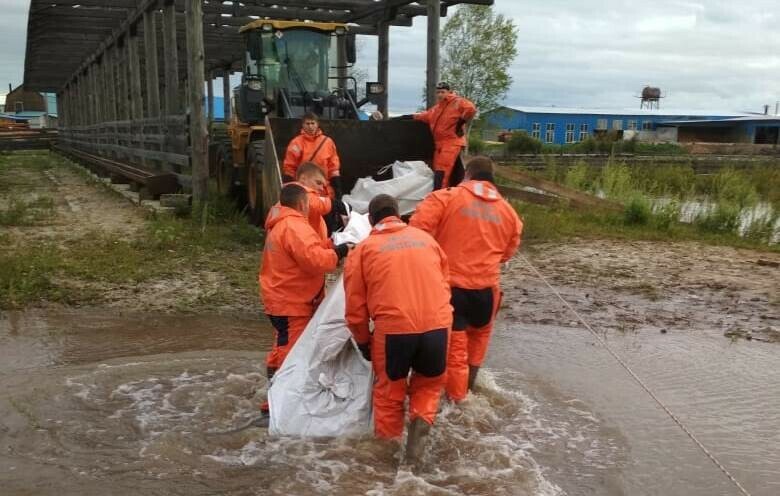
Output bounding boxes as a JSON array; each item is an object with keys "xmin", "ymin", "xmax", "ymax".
[{"xmin": 2, "ymin": 241, "xmax": 779, "ymax": 495}]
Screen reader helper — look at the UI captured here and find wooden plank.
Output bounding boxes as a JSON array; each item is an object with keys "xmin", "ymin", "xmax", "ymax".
[
  {"xmin": 498, "ymin": 185, "xmax": 565, "ymax": 208},
  {"xmin": 495, "ymin": 166, "xmax": 623, "ymax": 211},
  {"xmin": 186, "ymin": 0, "xmax": 209, "ymax": 203},
  {"xmin": 222, "ymin": 71, "xmax": 231, "ymax": 121},
  {"xmin": 162, "ymin": 1, "xmax": 181, "ymax": 117},
  {"xmin": 143, "ymin": 10, "xmax": 161, "ymax": 118}
]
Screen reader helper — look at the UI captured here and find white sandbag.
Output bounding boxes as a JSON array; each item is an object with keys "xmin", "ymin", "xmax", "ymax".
[
  {"xmin": 343, "ymin": 161, "xmax": 433, "ymax": 215},
  {"xmin": 332, "ymin": 211, "xmax": 371, "ymax": 246},
  {"xmin": 267, "ymin": 215, "xmax": 373, "ymax": 438}
]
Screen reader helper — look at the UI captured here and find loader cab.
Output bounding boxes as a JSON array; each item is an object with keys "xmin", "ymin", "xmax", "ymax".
[{"xmin": 237, "ymin": 21, "xmax": 367, "ymax": 124}]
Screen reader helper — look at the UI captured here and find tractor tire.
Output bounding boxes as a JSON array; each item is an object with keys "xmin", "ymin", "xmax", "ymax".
[{"xmin": 246, "ymin": 140, "xmax": 265, "ymax": 225}]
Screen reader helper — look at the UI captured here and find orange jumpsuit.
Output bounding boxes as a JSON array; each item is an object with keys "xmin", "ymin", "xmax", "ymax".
[
  {"xmin": 282, "ymin": 129, "xmax": 341, "ymax": 197},
  {"xmin": 414, "ymin": 93, "xmax": 477, "ymax": 188},
  {"xmin": 410, "ymin": 180, "xmax": 522, "ymax": 401},
  {"xmin": 344, "ymin": 217, "xmax": 453, "ymax": 439},
  {"xmin": 260, "ymin": 205, "xmax": 339, "ymax": 370}
]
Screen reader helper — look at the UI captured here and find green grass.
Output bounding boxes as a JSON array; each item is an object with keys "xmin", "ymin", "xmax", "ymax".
[
  {"xmin": 0, "ymin": 196, "xmax": 56, "ymax": 226},
  {"xmin": 0, "ymin": 191, "xmax": 264, "ymax": 309},
  {"xmin": 513, "ymin": 200, "xmax": 779, "ymax": 252}
]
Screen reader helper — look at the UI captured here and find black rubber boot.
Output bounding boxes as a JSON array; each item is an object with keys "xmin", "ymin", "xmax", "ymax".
[
  {"xmin": 433, "ymin": 170, "xmax": 445, "ymax": 191},
  {"xmin": 468, "ymin": 365, "xmax": 480, "ymax": 391},
  {"xmin": 266, "ymin": 367, "xmax": 277, "ymax": 380},
  {"xmin": 404, "ymin": 418, "xmax": 432, "ymax": 466}
]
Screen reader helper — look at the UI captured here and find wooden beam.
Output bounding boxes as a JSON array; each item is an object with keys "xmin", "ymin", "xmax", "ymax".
[
  {"xmin": 426, "ymin": 0, "xmax": 440, "ymax": 108},
  {"xmin": 128, "ymin": 31, "xmax": 144, "ymax": 121},
  {"xmin": 186, "ymin": 0, "xmax": 209, "ymax": 203},
  {"xmin": 143, "ymin": 10, "xmax": 161, "ymax": 118},
  {"xmin": 377, "ymin": 19, "xmax": 389, "ymax": 118},
  {"xmin": 162, "ymin": 1, "xmax": 181, "ymax": 115},
  {"xmin": 495, "ymin": 167, "xmax": 623, "ymax": 212},
  {"xmin": 207, "ymin": 73, "xmax": 214, "ymax": 125},
  {"xmin": 222, "ymin": 71, "xmax": 231, "ymax": 122}
]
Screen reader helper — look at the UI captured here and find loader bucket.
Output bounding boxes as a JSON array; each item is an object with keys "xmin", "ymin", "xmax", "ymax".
[{"xmin": 261, "ymin": 117, "xmax": 434, "ymax": 218}]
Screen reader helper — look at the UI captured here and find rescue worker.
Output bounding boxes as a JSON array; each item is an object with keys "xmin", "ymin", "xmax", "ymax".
[
  {"xmin": 398, "ymin": 82, "xmax": 477, "ymax": 190},
  {"xmin": 410, "ymin": 156, "xmax": 522, "ymax": 402},
  {"xmin": 295, "ymin": 161, "xmax": 334, "ymax": 242},
  {"xmin": 260, "ymin": 183, "xmax": 352, "ymax": 411},
  {"xmin": 344, "ymin": 194, "xmax": 452, "ymax": 463},
  {"xmin": 282, "ymin": 112, "xmax": 342, "ymax": 199}
]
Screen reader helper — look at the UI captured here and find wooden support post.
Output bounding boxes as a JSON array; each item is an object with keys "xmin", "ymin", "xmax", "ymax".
[
  {"xmin": 128, "ymin": 27, "xmax": 145, "ymax": 166},
  {"xmin": 222, "ymin": 70, "xmax": 231, "ymax": 122},
  {"xmin": 426, "ymin": 0, "xmax": 441, "ymax": 109},
  {"xmin": 143, "ymin": 9, "xmax": 161, "ymax": 119},
  {"xmin": 207, "ymin": 73, "xmax": 214, "ymax": 126},
  {"xmin": 162, "ymin": 0, "xmax": 180, "ymax": 116},
  {"xmin": 186, "ymin": 0, "xmax": 209, "ymax": 203},
  {"xmin": 128, "ymin": 29, "xmax": 144, "ymax": 121},
  {"xmin": 377, "ymin": 20, "xmax": 389, "ymax": 119}
]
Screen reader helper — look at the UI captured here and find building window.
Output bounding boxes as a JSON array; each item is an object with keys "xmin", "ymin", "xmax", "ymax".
[
  {"xmin": 545, "ymin": 123, "xmax": 555, "ymax": 143},
  {"xmin": 579, "ymin": 123, "xmax": 589, "ymax": 141},
  {"xmin": 596, "ymin": 118, "xmax": 608, "ymax": 130},
  {"xmin": 15, "ymin": 102, "xmax": 24, "ymax": 113},
  {"xmin": 565, "ymin": 123, "xmax": 575, "ymax": 143},
  {"xmin": 531, "ymin": 122, "xmax": 541, "ymax": 140},
  {"xmin": 627, "ymin": 120, "xmax": 637, "ymax": 131},
  {"xmin": 612, "ymin": 119, "xmax": 623, "ymax": 130},
  {"xmin": 642, "ymin": 120, "xmax": 653, "ymax": 130}
]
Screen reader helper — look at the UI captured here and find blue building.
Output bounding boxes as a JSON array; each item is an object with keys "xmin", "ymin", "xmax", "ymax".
[{"xmin": 482, "ymin": 106, "xmax": 779, "ymax": 145}]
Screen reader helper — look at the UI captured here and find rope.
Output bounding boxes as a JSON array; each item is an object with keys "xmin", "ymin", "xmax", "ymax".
[{"xmin": 519, "ymin": 254, "xmax": 752, "ymax": 496}]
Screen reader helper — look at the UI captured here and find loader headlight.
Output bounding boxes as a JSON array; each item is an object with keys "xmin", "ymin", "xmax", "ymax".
[
  {"xmin": 247, "ymin": 79, "xmax": 263, "ymax": 91},
  {"xmin": 366, "ymin": 82, "xmax": 385, "ymax": 95}
]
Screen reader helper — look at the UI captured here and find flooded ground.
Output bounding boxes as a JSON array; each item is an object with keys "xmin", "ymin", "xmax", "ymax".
[{"xmin": 2, "ymin": 239, "xmax": 778, "ymax": 495}]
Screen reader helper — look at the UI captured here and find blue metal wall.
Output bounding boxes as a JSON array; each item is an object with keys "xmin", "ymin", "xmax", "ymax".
[{"xmin": 483, "ymin": 107, "xmax": 741, "ymax": 145}]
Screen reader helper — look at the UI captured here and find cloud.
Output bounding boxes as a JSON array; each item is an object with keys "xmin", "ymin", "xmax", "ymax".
[{"xmin": 2, "ymin": 0, "xmax": 778, "ymax": 115}]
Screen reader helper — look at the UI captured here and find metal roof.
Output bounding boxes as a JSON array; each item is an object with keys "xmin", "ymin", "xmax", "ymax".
[
  {"xmin": 496, "ymin": 105, "xmax": 751, "ymax": 118},
  {"xmin": 24, "ymin": 0, "xmax": 493, "ymax": 93},
  {"xmin": 660, "ymin": 116, "xmax": 780, "ymax": 126}
]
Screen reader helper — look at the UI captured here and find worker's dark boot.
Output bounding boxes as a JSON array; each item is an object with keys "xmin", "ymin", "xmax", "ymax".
[
  {"xmin": 433, "ymin": 170, "xmax": 445, "ymax": 190},
  {"xmin": 404, "ymin": 418, "xmax": 432, "ymax": 467},
  {"xmin": 468, "ymin": 365, "xmax": 480, "ymax": 391},
  {"xmin": 266, "ymin": 367, "xmax": 277, "ymax": 380}
]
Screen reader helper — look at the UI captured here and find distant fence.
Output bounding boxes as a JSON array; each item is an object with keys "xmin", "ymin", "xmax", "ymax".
[
  {"xmin": 57, "ymin": 115, "xmax": 190, "ymax": 173},
  {"xmin": 0, "ymin": 128, "xmax": 58, "ymax": 151}
]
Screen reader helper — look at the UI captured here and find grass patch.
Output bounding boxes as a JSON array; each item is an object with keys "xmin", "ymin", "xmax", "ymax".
[
  {"xmin": 0, "ymin": 195, "xmax": 264, "ymax": 309},
  {"xmin": 0, "ymin": 196, "xmax": 56, "ymax": 226},
  {"xmin": 513, "ymin": 200, "xmax": 779, "ymax": 252}
]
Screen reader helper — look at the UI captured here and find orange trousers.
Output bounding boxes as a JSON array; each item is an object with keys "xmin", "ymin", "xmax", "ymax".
[
  {"xmin": 371, "ymin": 328, "xmax": 448, "ymax": 439},
  {"xmin": 446, "ymin": 286, "xmax": 501, "ymax": 402},
  {"xmin": 433, "ymin": 142, "xmax": 464, "ymax": 188},
  {"xmin": 265, "ymin": 315, "xmax": 310, "ymax": 370}
]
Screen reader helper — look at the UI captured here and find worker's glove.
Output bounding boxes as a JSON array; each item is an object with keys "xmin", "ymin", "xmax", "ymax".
[
  {"xmin": 333, "ymin": 243, "xmax": 352, "ymax": 261},
  {"xmin": 282, "ymin": 174, "xmax": 294, "ymax": 184},
  {"xmin": 391, "ymin": 114, "xmax": 414, "ymax": 121},
  {"xmin": 330, "ymin": 176, "xmax": 343, "ymax": 200},
  {"xmin": 455, "ymin": 118, "xmax": 466, "ymax": 137},
  {"xmin": 357, "ymin": 343, "xmax": 371, "ymax": 361}
]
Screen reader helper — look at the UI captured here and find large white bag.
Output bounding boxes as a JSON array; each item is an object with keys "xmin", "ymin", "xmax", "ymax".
[
  {"xmin": 343, "ymin": 160, "xmax": 432, "ymax": 215},
  {"xmin": 267, "ymin": 214, "xmax": 373, "ymax": 437}
]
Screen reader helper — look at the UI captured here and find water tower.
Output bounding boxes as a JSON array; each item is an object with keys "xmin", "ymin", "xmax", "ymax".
[{"xmin": 639, "ymin": 86, "xmax": 663, "ymax": 109}]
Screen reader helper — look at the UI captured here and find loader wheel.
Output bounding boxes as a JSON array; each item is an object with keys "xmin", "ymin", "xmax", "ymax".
[{"xmin": 246, "ymin": 140, "xmax": 265, "ymax": 225}]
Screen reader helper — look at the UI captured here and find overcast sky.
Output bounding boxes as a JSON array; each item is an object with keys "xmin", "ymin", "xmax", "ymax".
[{"xmin": 2, "ymin": 0, "xmax": 779, "ymax": 114}]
